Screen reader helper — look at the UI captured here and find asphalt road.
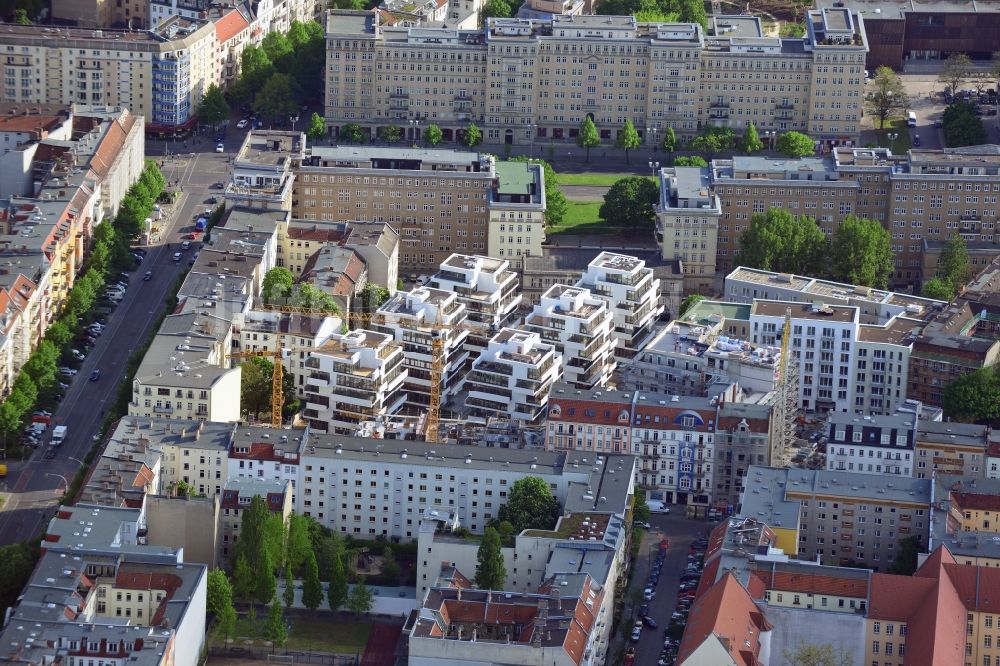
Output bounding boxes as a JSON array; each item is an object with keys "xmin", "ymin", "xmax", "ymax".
[
  {"xmin": 609, "ymin": 511, "xmax": 714, "ymax": 666},
  {"xmin": 0, "ymin": 144, "xmax": 233, "ymax": 546}
]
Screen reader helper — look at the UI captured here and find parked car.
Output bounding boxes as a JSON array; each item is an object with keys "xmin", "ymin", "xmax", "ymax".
[
  {"xmin": 216, "ymin": 143, "xmax": 225, "ymax": 153},
  {"xmin": 172, "ymin": 252, "xmax": 182, "ymax": 262},
  {"xmin": 133, "ymin": 253, "xmax": 144, "ymax": 263},
  {"xmin": 70, "ymin": 349, "xmax": 85, "ymax": 361},
  {"xmin": 642, "ymin": 616, "xmax": 658, "ymax": 629},
  {"xmin": 132, "ymin": 248, "xmax": 147, "ymax": 257},
  {"xmin": 237, "ymin": 119, "xmax": 249, "ymax": 129},
  {"xmin": 181, "ymin": 240, "xmax": 191, "ymax": 251},
  {"xmin": 630, "ymin": 626, "xmax": 642, "ymax": 642},
  {"xmin": 633, "ymin": 521, "xmax": 651, "ymax": 529},
  {"xmin": 912, "ymin": 134, "xmax": 922, "ymax": 147},
  {"xmin": 643, "ymin": 588, "xmax": 654, "ymax": 601},
  {"xmin": 210, "ymin": 182, "xmax": 225, "ymax": 189},
  {"xmin": 58, "ymin": 367, "xmax": 77, "ymax": 376}
]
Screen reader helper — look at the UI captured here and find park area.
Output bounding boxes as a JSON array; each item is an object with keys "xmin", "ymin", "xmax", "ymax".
[{"xmin": 210, "ymin": 614, "xmax": 371, "ymax": 655}]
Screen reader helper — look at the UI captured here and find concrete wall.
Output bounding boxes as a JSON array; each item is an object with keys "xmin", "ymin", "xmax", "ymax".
[
  {"xmin": 173, "ymin": 565, "xmax": 208, "ymax": 666},
  {"xmin": 145, "ymin": 494, "xmax": 220, "ymax": 569}
]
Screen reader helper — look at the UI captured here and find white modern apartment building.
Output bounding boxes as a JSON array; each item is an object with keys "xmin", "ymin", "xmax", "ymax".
[
  {"xmin": 488, "ymin": 161, "xmax": 547, "ymax": 261},
  {"xmin": 749, "ymin": 300, "xmax": 921, "ymax": 415},
  {"xmin": 825, "ymin": 411, "xmax": 917, "ymax": 477},
  {"xmin": 302, "ymin": 329, "xmax": 408, "ymax": 434},
  {"xmin": 523, "ymin": 284, "xmax": 616, "ymax": 389},
  {"xmin": 464, "ymin": 328, "xmax": 562, "ymax": 423},
  {"xmin": 575, "ymin": 252, "xmax": 662, "ymax": 361},
  {"xmin": 374, "ymin": 287, "xmax": 469, "ymax": 408},
  {"xmin": 428, "ymin": 253, "xmax": 521, "ymax": 357},
  {"xmin": 295, "ymin": 436, "xmax": 599, "ymax": 540}
]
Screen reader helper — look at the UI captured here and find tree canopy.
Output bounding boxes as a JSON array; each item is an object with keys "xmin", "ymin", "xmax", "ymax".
[
  {"xmin": 943, "ymin": 367, "xmax": 1000, "ymax": 425},
  {"xmin": 339, "ymin": 123, "xmax": 368, "ymax": 144},
  {"xmin": 688, "ymin": 126, "xmax": 736, "ymax": 155},
  {"xmin": 775, "ymin": 131, "xmax": 815, "ymax": 157},
  {"xmin": 674, "ymin": 155, "xmax": 708, "ymax": 167},
  {"xmin": 475, "ymin": 527, "xmax": 506, "ymax": 590},
  {"xmin": 615, "ymin": 119, "xmax": 642, "ymax": 163},
  {"xmin": 377, "ymin": 125, "xmax": 402, "ymax": 144},
  {"xmin": 463, "ymin": 123, "xmax": 483, "ymax": 148},
  {"xmin": 231, "ymin": 495, "xmax": 280, "ymax": 603},
  {"xmin": 263, "ymin": 598, "xmax": 288, "ymax": 646},
  {"xmin": 424, "ymin": 124, "xmax": 443, "ymax": 146},
  {"xmin": 943, "ymin": 100, "xmax": 988, "ymax": 147},
  {"xmin": 599, "ymin": 176, "xmax": 659, "ymax": 232},
  {"xmin": 197, "ymin": 84, "xmax": 230, "ymax": 126},
  {"xmin": 576, "ymin": 117, "xmax": 601, "ymax": 161},
  {"xmin": 508, "ymin": 157, "xmax": 567, "ymax": 228},
  {"xmin": 327, "ymin": 541, "xmax": 349, "ymax": 611},
  {"xmin": 921, "ymin": 277, "xmax": 955, "ymax": 301},
  {"xmin": 735, "ymin": 209, "xmax": 827, "ymax": 275},
  {"xmin": 865, "ymin": 66, "xmax": 909, "ymax": 130},
  {"xmin": 495, "ymin": 477, "xmax": 561, "ymax": 532},
  {"xmin": 306, "ymin": 112, "xmax": 326, "ymax": 142},
  {"xmin": 301, "ymin": 551, "xmax": 324, "ymax": 610},
  {"xmin": 938, "ymin": 53, "xmax": 972, "ymax": 98},
  {"xmin": 346, "ymin": 580, "xmax": 374, "ymax": 615},
  {"xmin": 480, "ymin": 0, "xmax": 512, "ymax": 25},
  {"xmin": 678, "ymin": 294, "xmax": 705, "ymax": 318},
  {"xmin": 782, "ymin": 642, "xmax": 856, "ymax": 666},
  {"xmin": 829, "ymin": 215, "xmax": 894, "ymax": 288},
  {"xmin": 888, "ymin": 535, "xmax": 923, "ymax": 575},
  {"xmin": 661, "ymin": 126, "xmax": 678, "ymax": 154},
  {"xmin": 741, "ymin": 122, "xmax": 763, "ymax": 154}
]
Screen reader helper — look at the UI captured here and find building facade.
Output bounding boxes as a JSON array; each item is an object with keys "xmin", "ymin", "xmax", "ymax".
[{"xmin": 825, "ymin": 412, "xmax": 917, "ymax": 477}]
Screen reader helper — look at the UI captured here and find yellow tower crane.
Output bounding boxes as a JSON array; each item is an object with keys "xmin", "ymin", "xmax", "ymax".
[{"xmin": 227, "ymin": 349, "xmax": 286, "ymax": 428}]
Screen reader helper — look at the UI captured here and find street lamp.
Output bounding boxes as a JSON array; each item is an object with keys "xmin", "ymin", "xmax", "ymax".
[
  {"xmin": 67, "ymin": 456, "xmax": 85, "ymax": 468},
  {"xmin": 649, "ymin": 160, "xmax": 661, "ymax": 176},
  {"xmin": 886, "ymin": 132, "xmax": 898, "ymax": 150},
  {"xmin": 647, "ymin": 126, "xmax": 659, "ymax": 151},
  {"xmin": 46, "ymin": 473, "xmax": 69, "ymax": 494},
  {"xmin": 289, "ymin": 115, "xmax": 300, "ymax": 132},
  {"xmin": 409, "ymin": 119, "xmax": 420, "ymax": 143}
]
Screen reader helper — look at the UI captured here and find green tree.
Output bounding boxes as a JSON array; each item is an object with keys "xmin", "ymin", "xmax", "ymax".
[
  {"xmin": 921, "ymin": 277, "xmax": 955, "ymax": 301},
  {"xmin": 779, "ymin": 21, "xmax": 805, "ymax": 37},
  {"xmin": 782, "ymin": 642, "xmax": 855, "ymax": 666},
  {"xmin": 576, "ymin": 117, "xmax": 601, "ymax": 163},
  {"xmin": 232, "ymin": 555, "xmax": 254, "ymax": 601},
  {"xmin": 197, "ymin": 84, "xmax": 230, "ymax": 127},
  {"xmin": 938, "ymin": 233, "xmax": 972, "ymax": 288},
  {"xmin": 377, "ymin": 125, "xmax": 402, "ymax": 144},
  {"xmin": 232, "ymin": 495, "xmax": 280, "ymax": 602},
  {"xmin": 689, "ymin": 126, "xmax": 736, "ymax": 157},
  {"xmin": 661, "ymin": 126, "xmax": 677, "ymax": 155},
  {"xmin": 495, "ymin": 476, "xmax": 561, "ymax": 532},
  {"xmin": 474, "ymin": 527, "xmax": 506, "ymax": 590},
  {"xmin": 424, "ymin": 124, "xmax": 443, "ymax": 146},
  {"xmin": 327, "ymin": 543, "xmax": 349, "ymax": 610},
  {"xmin": 207, "ymin": 568, "xmax": 235, "ymax": 618},
  {"xmin": 287, "ymin": 20, "xmax": 311, "ymax": 48},
  {"xmin": 381, "ymin": 546, "xmax": 401, "ymax": 580},
  {"xmin": 775, "ymin": 131, "xmax": 815, "ymax": 157},
  {"xmin": 240, "ymin": 45, "xmax": 274, "ymax": 86},
  {"xmin": 479, "ymin": 0, "xmax": 511, "ymax": 25},
  {"xmin": 943, "ymin": 367, "xmax": 1000, "ymax": 424},
  {"xmin": 741, "ymin": 122, "xmax": 763, "ymax": 154},
  {"xmin": 217, "ymin": 601, "xmax": 237, "ymax": 640},
  {"xmin": 360, "ymin": 283, "xmax": 390, "ymax": 313},
  {"xmin": 675, "ymin": 0, "xmax": 707, "ymax": 27},
  {"xmin": 943, "ymin": 100, "xmax": 988, "ymax": 147},
  {"xmin": 674, "ymin": 156, "xmax": 708, "ymax": 167},
  {"xmin": 829, "ymin": 215, "xmax": 894, "ymax": 288},
  {"xmin": 678, "ymin": 294, "xmax": 705, "ymax": 318},
  {"xmin": 615, "ymin": 119, "xmax": 642, "ymax": 164},
  {"xmin": 462, "ymin": 122, "xmax": 483, "ymax": 148},
  {"xmin": 45, "ymin": 321, "xmax": 73, "ymax": 349},
  {"xmin": 261, "ymin": 32, "xmax": 294, "ymax": 66},
  {"xmin": 339, "ymin": 123, "xmax": 368, "ymax": 144},
  {"xmin": 346, "ymin": 580, "xmax": 374, "ymax": 616},
  {"xmin": 888, "ymin": 535, "xmax": 923, "ymax": 575},
  {"xmin": 262, "ymin": 267, "xmax": 295, "ymax": 303},
  {"xmin": 283, "ymin": 562, "xmax": 295, "ymax": 609},
  {"xmin": 735, "ymin": 209, "xmax": 828, "ymax": 275},
  {"xmin": 292, "ymin": 283, "xmax": 340, "ymax": 313},
  {"xmin": 254, "ymin": 73, "xmax": 298, "ymax": 125},
  {"xmin": 13, "ymin": 9, "xmax": 30, "ymax": 23},
  {"xmin": 306, "ymin": 112, "xmax": 326, "ymax": 142},
  {"xmin": 633, "ymin": 488, "xmax": 651, "ymax": 523},
  {"xmin": 938, "ymin": 53, "xmax": 972, "ymax": 98},
  {"xmin": 599, "ymin": 176, "xmax": 659, "ymax": 232},
  {"xmin": 262, "ymin": 597, "xmax": 288, "ymax": 646},
  {"xmin": 240, "ymin": 356, "xmax": 275, "ymax": 421},
  {"xmin": 507, "ymin": 157, "xmax": 566, "ymax": 228},
  {"xmin": 0, "ymin": 542, "xmax": 38, "ymax": 617},
  {"xmin": 301, "ymin": 552, "xmax": 324, "ymax": 610},
  {"xmin": 865, "ymin": 66, "xmax": 910, "ymax": 130},
  {"xmin": 286, "ymin": 514, "xmax": 313, "ymax": 574}
]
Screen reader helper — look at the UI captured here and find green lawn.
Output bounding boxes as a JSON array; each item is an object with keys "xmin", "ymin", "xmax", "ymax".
[
  {"xmin": 875, "ymin": 117, "xmax": 912, "ymax": 153},
  {"xmin": 554, "ymin": 172, "xmax": 635, "ymax": 187},
  {"xmin": 547, "ymin": 202, "xmax": 611, "ymax": 235},
  {"xmin": 211, "ymin": 615, "xmax": 371, "ymax": 654}
]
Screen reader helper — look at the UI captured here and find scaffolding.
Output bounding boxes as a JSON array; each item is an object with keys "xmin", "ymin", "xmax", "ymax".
[{"xmin": 774, "ymin": 307, "xmax": 799, "ymax": 458}]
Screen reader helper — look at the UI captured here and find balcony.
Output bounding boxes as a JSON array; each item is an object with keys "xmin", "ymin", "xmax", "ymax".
[{"xmin": 710, "ymin": 101, "xmax": 730, "ymax": 109}]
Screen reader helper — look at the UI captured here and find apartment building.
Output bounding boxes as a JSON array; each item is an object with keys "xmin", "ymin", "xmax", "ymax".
[
  {"xmin": 227, "ymin": 427, "xmax": 303, "ymax": 503},
  {"xmin": 0, "ymin": 20, "xmax": 216, "ymax": 132},
  {"xmin": 235, "ymin": 310, "xmax": 341, "ymax": 398},
  {"xmin": 907, "ymin": 302, "xmax": 1000, "ymax": 408},
  {"xmin": 676, "ymin": 572, "xmax": 772, "ymax": 666},
  {"xmin": 324, "ymin": 10, "xmax": 867, "ymax": 146},
  {"xmin": 488, "ymin": 161, "xmax": 547, "ymax": 261},
  {"xmin": 544, "ymin": 384, "xmax": 635, "ymax": 454},
  {"xmin": 825, "ymin": 411, "xmax": 917, "ymax": 476},
  {"xmin": 228, "ymin": 131, "xmax": 305, "ymax": 211},
  {"xmin": 295, "ymin": 435, "xmax": 609, "ymax": 540},
  {"xmin": 749, "ymin": 299, "xmax": 921, "ymax": 415},
  {"xmin": 575, "ymin": 252, "xmax": 662, "ymax": 360},
  {"xmin": 463, "ymin": 327, "xmax": 561, "ymax": 422},
  {"xmin": 52, "ymin": 0, "xmax": 148, "ymax": 30},
  {"xmin": 712, "ymin": 401, "xmax": 778, "ymax": 511},
  {"xmin": 428, "ymin": 253, "xmax": 521, "ymax": 356},
  {"xmin": 373, "ymin": 287, "xmax": 469, "ymax": 408},
  {"xmin": 740, "ymin": 466, "xmax": 932, "ymax": 571},
  {"xmin": 0, "ymin": 104, "xmax": 73, "ymax": 197},
  {"xmin": 218, "ymin": 478, "xmax": 293, "ymax": 560},
  {"xmin": 302, "ymin": 329, "xmax": 408, "ymax": 433},
  {"xmin": 524, "ymin": 284, "xmax": 616, "ymax": 389},
  {"xmin": 655, "ymin": 165, "xmax": 722, "ymax": 292},
  {"xmin": 929, "ymin": 476, "xmax": 1000, "ymax": 568},
  {"xmin": 293, "ymin": 145, "xmax": 495, "ymax": 272},
  {"xmin": 913, "ymin": 421, "xmax": 987, "ymax": 479}
]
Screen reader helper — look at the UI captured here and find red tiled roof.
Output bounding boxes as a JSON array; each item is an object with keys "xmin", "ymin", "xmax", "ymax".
[
  {"xmin": 547, "ymin": 398, "xmax": 632, "ymax": 427},
  {"xmin": 677, "ymin": 572, "xmax": 770, "ymax": 666},
  {"xmin": 214, "ymin": 9, "xmax": 249, "ymax": 44},
  {"xmin": 752, "ymin": 569, "xmax": 869, "ymax": 599},
  {"xmin": 952, "ymin": 490, "xmax": 1000, "ymax": 512},
  {"xmin": 287, "ymin": 226, "xmax": 347, "ymax": 243}
]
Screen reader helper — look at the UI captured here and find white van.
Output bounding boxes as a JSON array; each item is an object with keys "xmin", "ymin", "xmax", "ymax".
[
  {"xmin": 647, "ymin": 500, "xmax": 671, "ymax": 514},
  {"xmin": 906, "ymin": 111, "xmax": 917, "ymax": 127}
]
